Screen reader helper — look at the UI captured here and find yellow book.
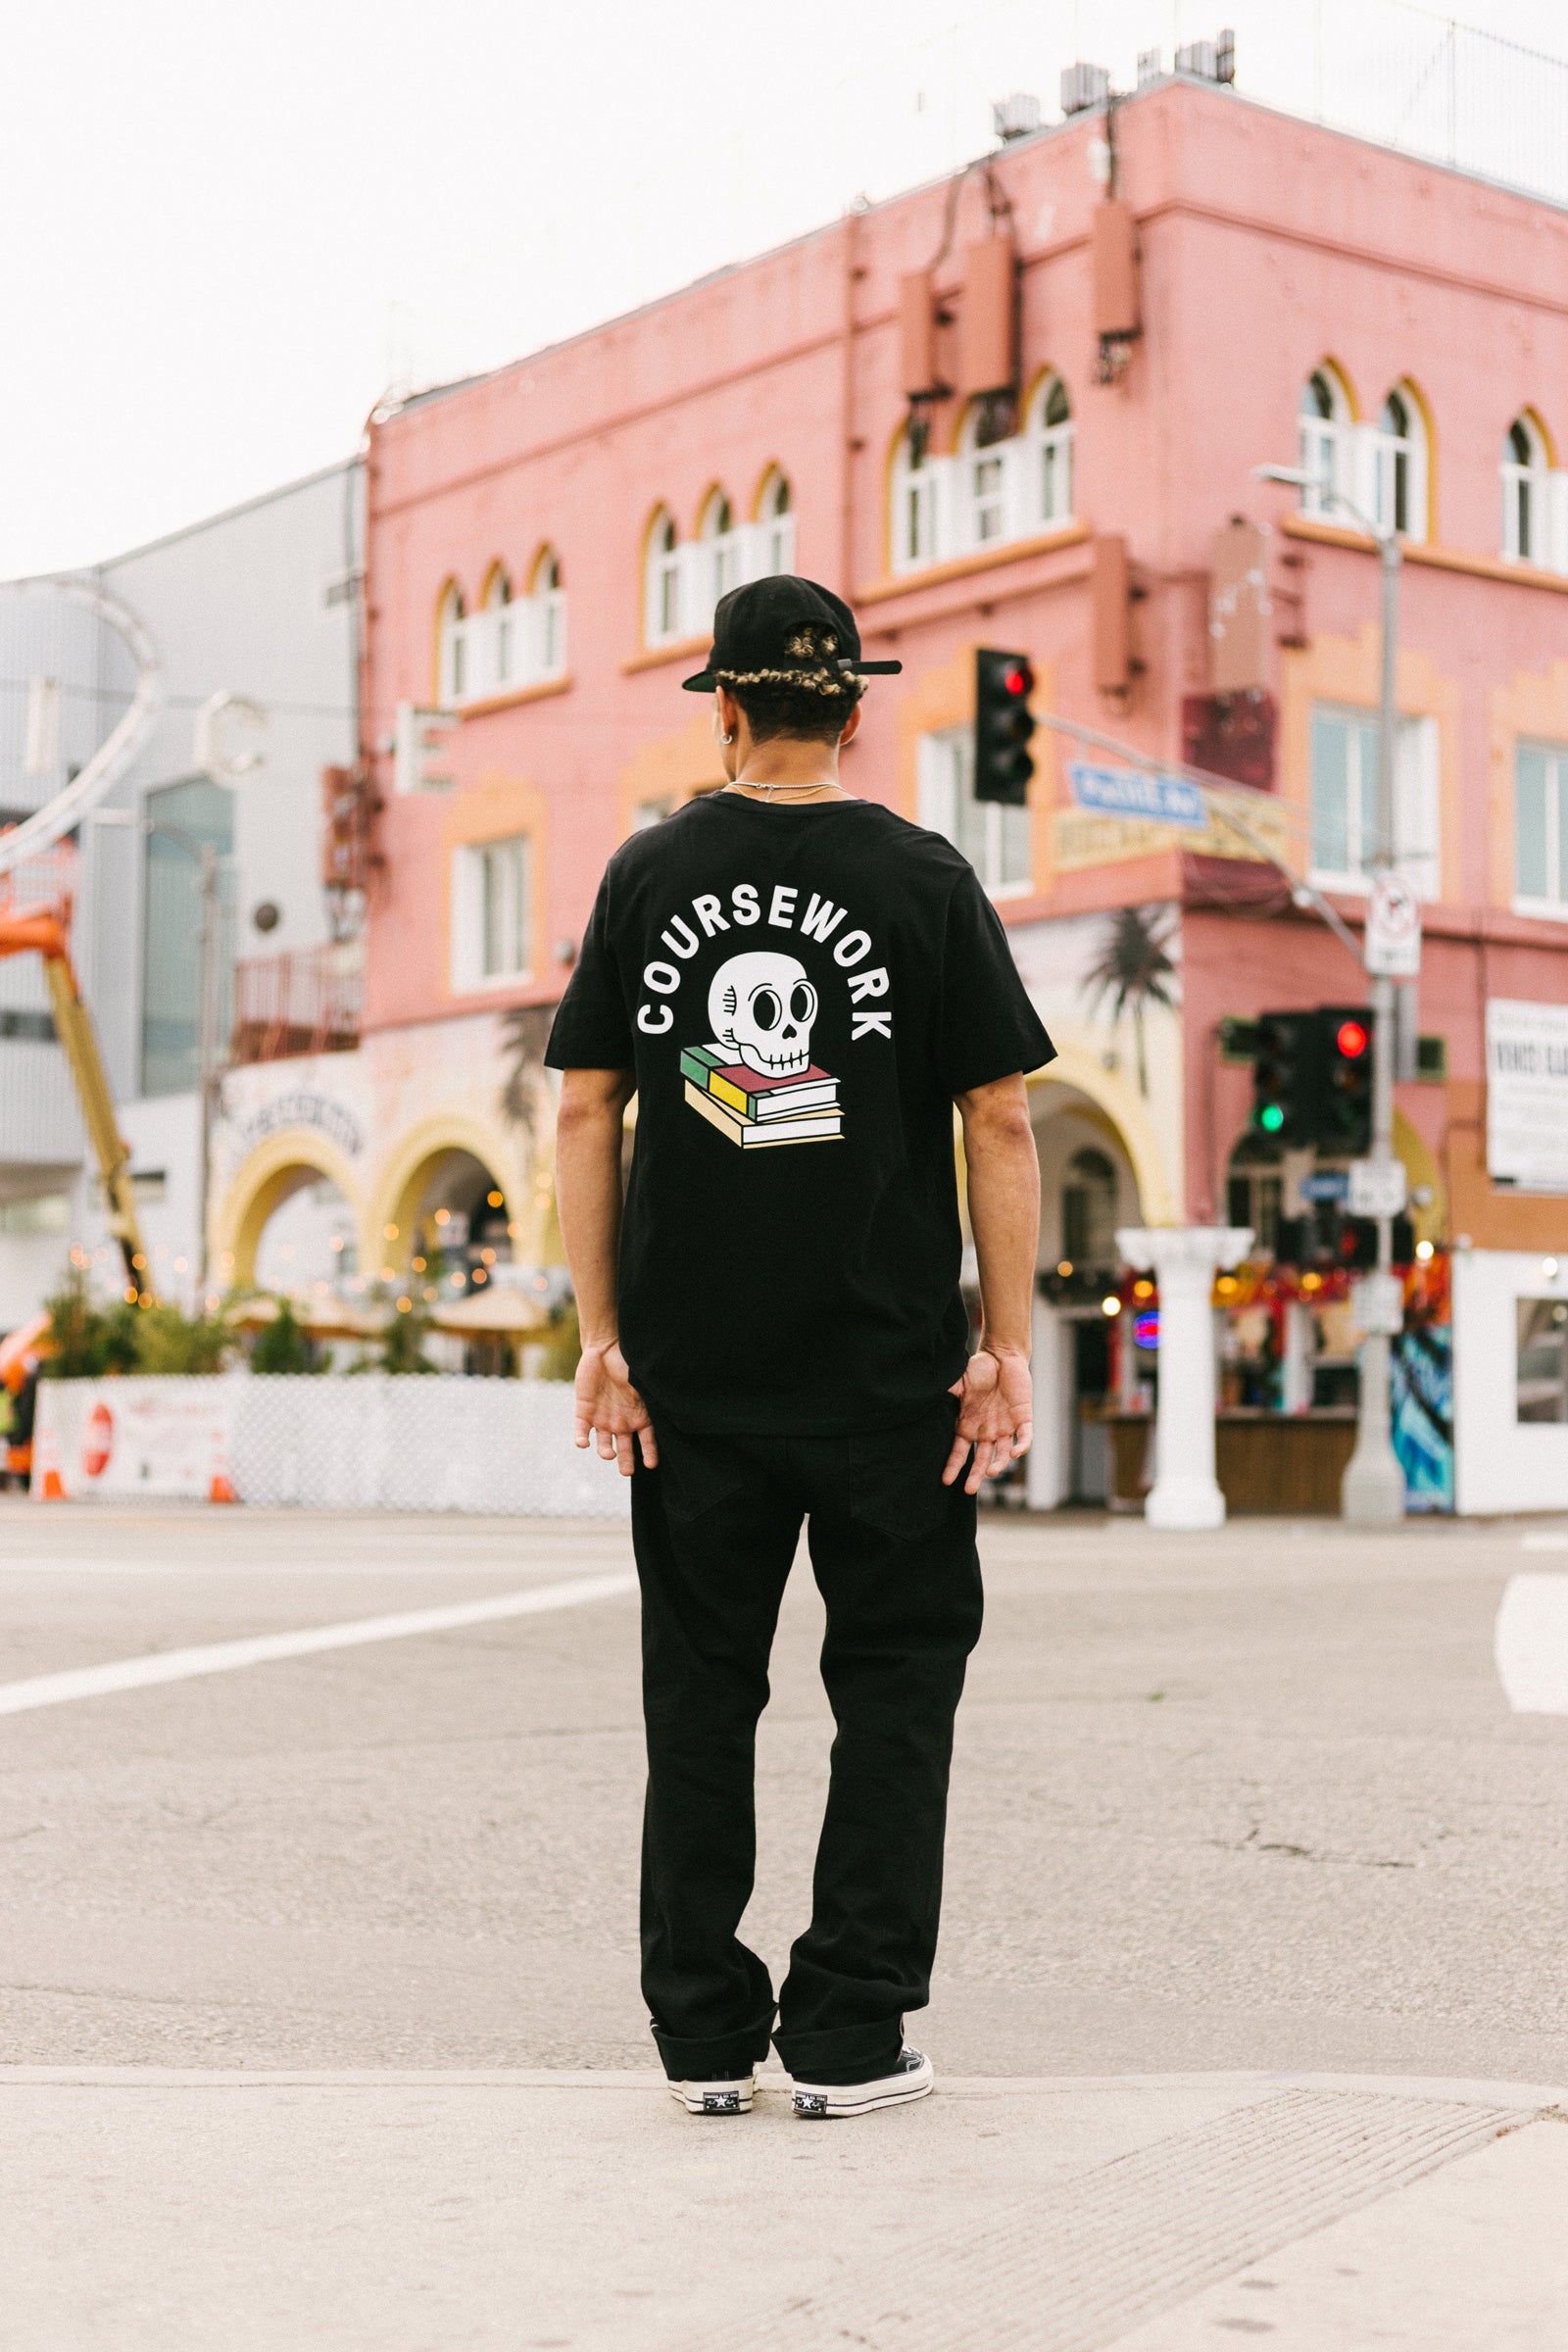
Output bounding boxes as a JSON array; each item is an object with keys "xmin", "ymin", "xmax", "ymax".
[{"xmin": 684, "ymin": 1081, "xmax": 841, "ymax": 1150}]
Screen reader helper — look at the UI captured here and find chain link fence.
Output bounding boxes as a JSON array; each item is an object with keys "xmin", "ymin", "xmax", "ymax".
[{"xmin": 35, "ymin": 1373, "xmax": 630, "ymax": 1519}]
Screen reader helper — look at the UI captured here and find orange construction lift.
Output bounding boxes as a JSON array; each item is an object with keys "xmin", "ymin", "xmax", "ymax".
[{"xmin": 0, "ymin": 857, "xmax": 152, "ymax": 1305}]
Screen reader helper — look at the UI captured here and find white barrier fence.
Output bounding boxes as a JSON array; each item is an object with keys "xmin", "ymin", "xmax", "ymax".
[{"xmin": 32, "ymin": 1374, "xmax": 631, "ymax": 1519}]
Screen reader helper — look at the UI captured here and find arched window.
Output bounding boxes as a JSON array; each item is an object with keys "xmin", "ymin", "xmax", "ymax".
[
  {"xmin": 483, "ymin": 567, "xmax": 513, "ymax": 691},
  {"xmin": 891, "ymin": 425, "xmax": 943, "ymax": 574},
  {"xmin": 1371, "ymin": 383, "xmax": 1427, "ymax": 542},
  {"xmin": 529, "ymin": 547, "xmax": 566, "ymax": 675},
  {"xmin": 957, "ymin": 403, "xmax": 1015, "ymax": 548},
  {"xmin": 645, "ymin": 510, "xmax": 681, "ymax": 646},
  {"xmin": 437, "ymin": 583, "xmax": 467, "ymax": 706},
  {"xmin": 756, "ymin": 470, "xmax": 795, "ymax": 576},
  {"xmin": 1031, "ymin": 373, "xmax": 1074, "ymax": 526},
  {"xmin": 1298, "ymin": 366, "xmax": 1351, "ymax": 520},
  {"xmin": 1502, "ymin": 414, "xmax": 1549, "ymax": 564},
  {"xmin": 699, "ymin": 489, "xmax": 741, "ymax": 613},
  {"xmin": 1060, "ymin": 1146, "xmax": 1119, "ymax": 1270}
]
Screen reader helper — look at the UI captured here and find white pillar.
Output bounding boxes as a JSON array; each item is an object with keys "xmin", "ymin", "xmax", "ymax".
[
  {"xmin": 1116, "ymin": 1225, "xmax": 1253, "ymax": 1532},
  {"xmin": 1281, "ymin": 1299, "xmax": 1315, "ymax": 1415},
  {"xmin": 1026, "ymin": 1296, "xmax": 1071, "ymax": 1510}
]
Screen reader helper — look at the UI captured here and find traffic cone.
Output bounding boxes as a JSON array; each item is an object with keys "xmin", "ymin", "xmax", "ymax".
[
  {"xmin": 39, "ymin": 1468, "xmax": 67, "ymax": 1500},
  {"xmin": 209, "ymin": 1474, "xmax": 237, "ymax": 1504}
]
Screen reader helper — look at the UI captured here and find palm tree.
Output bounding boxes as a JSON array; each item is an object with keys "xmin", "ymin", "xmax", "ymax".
[
  {"xmin": 499, "ymin": 1005, "xmax": 556, "ymax": 1150},
  {"xmin": 1082, "ymin": 905, "xmax": 1178, "ymax": 1098}
]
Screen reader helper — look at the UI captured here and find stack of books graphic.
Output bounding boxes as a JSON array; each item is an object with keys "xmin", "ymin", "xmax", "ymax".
[{"xmin": 680, "ymin": 1045, "xmax": 842, "ymax": 1148}]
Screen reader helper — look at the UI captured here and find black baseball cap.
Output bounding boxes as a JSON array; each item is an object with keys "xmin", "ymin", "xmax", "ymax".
[{"xmin": 681, "ymin": 574, "xmax": 902, "ymax": 693}]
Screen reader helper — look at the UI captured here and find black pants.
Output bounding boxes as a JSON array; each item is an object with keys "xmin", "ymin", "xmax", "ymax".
[{"xmin": 630, "ymin": 1400, "xmax": 983, "ymax": 2086}]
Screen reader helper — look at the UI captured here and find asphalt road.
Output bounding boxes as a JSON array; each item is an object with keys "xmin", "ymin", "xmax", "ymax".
[{"xmin": 1, "ymin": 1495, "xmax": 1565, "ymax": 2087}]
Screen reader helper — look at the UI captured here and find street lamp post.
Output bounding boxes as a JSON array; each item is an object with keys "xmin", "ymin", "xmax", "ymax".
[{"xmin": 1254, "ymin": 465, "xmax": 1407, "ymax": 1526}]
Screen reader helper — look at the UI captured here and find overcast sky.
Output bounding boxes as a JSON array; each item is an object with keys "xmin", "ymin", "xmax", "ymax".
[{"xmin": 1, "ymin": 0, "xmax": 1560, "ymax": 578}]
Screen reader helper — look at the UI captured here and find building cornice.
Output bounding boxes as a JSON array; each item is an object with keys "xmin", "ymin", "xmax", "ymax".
[{"xmin": 1282, "ymin": 514, "xmax": 1568, "ymax": 594}]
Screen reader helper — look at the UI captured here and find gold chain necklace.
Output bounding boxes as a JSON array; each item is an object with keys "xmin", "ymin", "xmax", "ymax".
[{"xmin": 721, "ymin": 780, "xmax": 846, "ymax": 803}]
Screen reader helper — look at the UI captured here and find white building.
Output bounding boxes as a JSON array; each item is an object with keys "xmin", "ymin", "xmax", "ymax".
[{"xmin": 0, "ymin": 460, "xmax": 362, "ymax": 1325}]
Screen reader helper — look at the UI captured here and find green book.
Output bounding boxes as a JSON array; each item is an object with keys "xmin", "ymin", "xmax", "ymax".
[{"xmin": 679, "ymin": 1044, "xmax": 726, "ymax": 1091}]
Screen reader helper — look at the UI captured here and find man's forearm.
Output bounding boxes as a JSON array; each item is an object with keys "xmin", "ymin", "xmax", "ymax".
[
  {"xmin": 555, "ymin": 1074, "xmax": 632, "ymax": 1348},
  {"xmin": 959, "ymin": 1079, "xmax": 1041, "ymax": 1360}
]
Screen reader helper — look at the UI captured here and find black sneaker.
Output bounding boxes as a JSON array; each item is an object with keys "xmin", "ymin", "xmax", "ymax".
[
  {"xmin": 666, "ymin": 2072, "xmax": 755, "ymax": 2116},
  {"xmin": 790, "ymin": 2045, "xmax": 934, "ymax": 2120}
]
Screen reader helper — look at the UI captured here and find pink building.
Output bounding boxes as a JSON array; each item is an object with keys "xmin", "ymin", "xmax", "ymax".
[{"xmin": 215, "ymin": 72, "xmax": 1568, "ymax": 1500}]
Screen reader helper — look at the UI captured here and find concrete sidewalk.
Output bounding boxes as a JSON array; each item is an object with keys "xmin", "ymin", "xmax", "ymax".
[{"xmin": 4, "ymin": 2067, "xmax": 1563, "ymax": 2350}]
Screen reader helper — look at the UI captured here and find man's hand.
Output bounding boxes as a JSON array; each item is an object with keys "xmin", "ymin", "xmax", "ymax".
[
  {"xmin": 574, "ymin": 1341, "xmax": 659, "ymax": 1476},
  {"xmin": 943, "ymin": 1348, "xmax": 1033, "ymax": 1494}
]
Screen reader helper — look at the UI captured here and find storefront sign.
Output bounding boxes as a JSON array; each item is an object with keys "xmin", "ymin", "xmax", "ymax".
[
  {"xmin": 237, "ymin": 1091, "xmax": 364, "ymax": 1159},
  {"xmin": 1486, "ymin": 1000, "xmax": 1568, "ymax": 1194},
  {"xmin": 1068, "ymin": 761, "xmax": 1207, "ymax": 830}
]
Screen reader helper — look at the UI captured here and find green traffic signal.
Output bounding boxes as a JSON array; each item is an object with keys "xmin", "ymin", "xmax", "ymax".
[{"xmin": 1258, "ymin": 1102, "xmax": 1285, "ymax": 1132}]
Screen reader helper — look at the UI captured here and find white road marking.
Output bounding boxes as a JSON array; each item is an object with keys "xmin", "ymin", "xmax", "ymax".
[
  {"xmin": 0, "ymin": 1573, "xmax": 636, "ymax": 1718},
  {"xmin": 1494, "ymin": 1573, "xmax": 1568, "ymax": 1714},
  {"xmin": 1520, "ymin": 1531, "xmax": 1568, "ymax": 1550}
]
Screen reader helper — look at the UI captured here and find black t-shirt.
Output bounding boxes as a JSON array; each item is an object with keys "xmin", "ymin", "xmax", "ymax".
[{"xmin": 546, "ymin": 793, "xmax": 1054, "ymax": 1435}]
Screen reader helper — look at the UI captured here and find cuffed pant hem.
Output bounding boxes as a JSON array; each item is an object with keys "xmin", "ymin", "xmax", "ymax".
[
  {"xmin": 651, "ymin": 2020, "xmax": 774, "ymax": 2082},
  {"xmin": 772, "ymin": 2018, "xmax": 906, "ymax": 2085}
]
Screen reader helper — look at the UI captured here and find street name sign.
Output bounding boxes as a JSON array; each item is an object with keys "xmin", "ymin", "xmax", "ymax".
[
  {"xmin": 1486, "ymin": 998, "xmax": 1568, "ymax": 1193},
  {"xmin": 1348, "ymin": 1157, "xmax": 1408, "ymax": 1217},
  {"xmin": 1364, "ymin": 871, "xmax": 1422, "ymax": 976},
  {"xmin": 1068, "ymin": 761, "xmax": 1207, "ymax": 829},
  {"xmin": 1299, "ymin": 1170, "xmax": 1349, "ymax": 1203}
]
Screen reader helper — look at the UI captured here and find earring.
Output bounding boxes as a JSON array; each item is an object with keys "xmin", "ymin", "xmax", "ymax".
[{"xmin": 720, "ymin": 730, "xmax": 734, "ymax": 746}]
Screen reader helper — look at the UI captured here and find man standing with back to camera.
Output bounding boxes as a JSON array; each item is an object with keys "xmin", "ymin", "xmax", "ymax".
[{"xmin": 548, "ymin": 575, "xmax": 1052, "ymax": 2119}]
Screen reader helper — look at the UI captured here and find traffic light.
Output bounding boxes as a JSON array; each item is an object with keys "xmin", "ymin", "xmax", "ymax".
[
  {"xmin": 1321, "ymin": 1005, "xmax": 1373, "ymax": 1156},
  {"xmin": 1252, "ymin": 1005, "xmax": 1374, "ymax": 1152},
  {"xmin": 974, "ymin": 649, "xmax": 1036, "ymax": 805},
  {"xmin": 1251, "ymin": 1010, "xmax": 1321, "ymax": 1146}
]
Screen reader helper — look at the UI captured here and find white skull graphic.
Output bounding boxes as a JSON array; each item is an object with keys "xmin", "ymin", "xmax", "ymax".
[{"xmin": 708, "ymin": 950, "xmax": 817, "ymax": 1078}]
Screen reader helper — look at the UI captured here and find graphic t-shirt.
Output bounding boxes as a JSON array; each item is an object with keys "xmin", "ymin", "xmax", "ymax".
[{"xmin": 546, "ymin": 793, "xmax": 1055, "ymax": 1435}]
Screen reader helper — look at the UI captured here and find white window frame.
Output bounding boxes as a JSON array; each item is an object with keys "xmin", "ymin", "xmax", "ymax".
[
  {"xmin": 437, "ymin": 587, "xmax": 467, "ymax": 706},
  {"xmin": 1513, "ymin": 739, "xmax": 1568, "ymax": 917},
  {"xmin": 645, "ymin": 512, "xmax": 683, "ymax": 647},
  {"xmin": 753, "ymin": 472, "xmax": 796, "ymax": 577},
  {"xmin": 695, "ymin": 492, "xmax": 742, "ymax": 625},
  {"xmin": 440, "ymin": 564, "xmax": 567, "ymax": 710},
  {"xmin": 451, "ymin": 834, "xmax": 531, "ymax": 993},
  {"xmin": 1365, "ymin": 385, "xmax": 1428, "ymax": 545},
  {"xmin": 1298, "ymin": 368, "xmax": 1351, "ymax": 523},
  {"xmin": 1308, "ymin": 704, "xmax": 1440, "ymax": 900},
  {"xmin": 1031, "ymin": 375, "xmax": 1075, "ymax": 529},
  {"xmin": 1501, "ymin": 416, "xmax": 1554, "ymax": 568},
  {"xmin": 894, "ymin": 386, "xmax": 1073, "ymax": 579},
  {"xmin": 916, "ymin": 723, "xmax": 1032, "ymax": 899},
  {"xmin": 892, "ymin": 438, "xmax": 940, "ymax": 572}
]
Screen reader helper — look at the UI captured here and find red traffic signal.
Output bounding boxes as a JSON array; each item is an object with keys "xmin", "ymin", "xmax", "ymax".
[
  {"xmin": 974, "ymin": 649, "xmax": 1037, "ymax": 807},
  {"xmin": 1336, "ymin": 1018, "xmax": 1369, "ymax": 1060}
]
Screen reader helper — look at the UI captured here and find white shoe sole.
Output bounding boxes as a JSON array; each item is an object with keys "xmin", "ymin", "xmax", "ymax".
[
  {"xmin": 667, "ymin": 2076, "xmax": 755, "ymax": 2116},
  {"xmin": 791, "ymin": 2055, "xmax": 934, "ymax": 2119}
]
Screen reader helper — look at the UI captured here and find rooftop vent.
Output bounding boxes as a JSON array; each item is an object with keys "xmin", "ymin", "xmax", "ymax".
[
  {"xmin": 993, "ymin": 90, "xmax": 1042, "ymax": 141},
  {"xmin": 1060, "ymin": 60, "xmax": 1110, "ymax": 116},
  {"xmin": 1175, "ymin": 28, "xmax": 1236, "ymax": 83}
]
